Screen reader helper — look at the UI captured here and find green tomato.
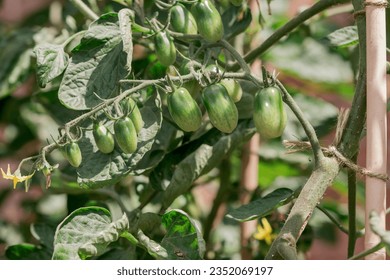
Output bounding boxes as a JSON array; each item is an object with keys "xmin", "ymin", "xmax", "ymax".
[
  {"xmin": 93, "ymin": 123, "xmax": 115, "ymax": 154},
  {"xmin": 114, "ymin": 116, "xmax": 137, "ymax": 154},
  {"xmin": 123, "ymin": 98, "xmax": 143, "ymax": 134},
  {"xmin": 202, "ymin": 83, "xmax": 238, "ymax": 133},
  {"xmin": 168, "ymin": 87, "xmax": 202, "ymax": 132},
  {"xmin": 178, "ymin": 61, "xmax": 201, "ymax": 98},
  {"xmin": 191, "ymin": 0, "xmax": 224, "ymax": 43},
  {"xmin": 253, "ymin": 86, "xmax": 287, "ymax": 139},
  {"xmin": 65, "ymin": 142, "xmax": 82, "ymax": 168},
  {"xmin": 170, "ymin": 3, "xmax": 198, "ymax": 35},
  {"xmin": 220, "ymin": 79, "xmax": 243, "ymax": 103},
  {"xmin": 154, "ymin": 31, "xmax": 176, "ymax": 66},
  {"xmin": 206, "ymin": 64, "xmax": 242, "ymax": 102}
]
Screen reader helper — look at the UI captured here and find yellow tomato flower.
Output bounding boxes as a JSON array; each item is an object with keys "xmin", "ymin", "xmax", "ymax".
[
  {"xmin": 253, "ymin": 218, "xmax": 276, "ymax": 245},
  {"xmin": 1, "ymin": 164, "xmax": 34, "ymax": 190}
]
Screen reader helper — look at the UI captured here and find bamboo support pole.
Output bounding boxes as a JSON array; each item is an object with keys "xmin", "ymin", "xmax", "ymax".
[
  {"xmin": 239, "ymin": 133, "xmax": 260, "ymax": 259},
  {"xmin": 365, "ymin": 0, "xmax": 387, "ymax": 260}
]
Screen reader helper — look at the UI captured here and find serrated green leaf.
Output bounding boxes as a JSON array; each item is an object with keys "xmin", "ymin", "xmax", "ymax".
[
  {"xmin": 327, "ymin": 26, "xmax": 358, "ymax": 48},
  {"xmin": 58, "ymin": 13, "xmax": 130, "ymax": 110},
  {"xmin": 161, "ymin": 120, "xmax": 256, "ymax": 208},
  {"xmin": 161, "ymin": 209, "xmax": 205, "ymax": 260},
  {"xmin": 226, "ymin": 188, "xmax": 295, "ymax": 222},
  {"xmin": 52, "ymin": 207, "xmax": 129, "ymax": 260},
  {"xmin": 34, "ymin": 43, "xmax": 69, "ymax": 88},
  {"xmin": 76, "ymin": 92, "xmax": 162, "ymax": 188}
]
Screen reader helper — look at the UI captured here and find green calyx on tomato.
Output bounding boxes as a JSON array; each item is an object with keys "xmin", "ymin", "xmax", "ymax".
[
  {"xmin": 202, "ymin": 83, "xmax": 238, "ymax": 133},
  {"xmin": 253, "ymin": 86, "xmax": 287, "ymax": 139},
  {"xmin": 154, "ymin": 31, "xmax": 177, "ymax": 67},
  {"xmin": 168, "ymin": 87, "xmax": 203, "ymax": 132},
  {"xmin": 170, "ymin": 3, "xmax": 198, "ymax": 35},
  {"xmin": 64, "ymin": 142, "xmax": 82, "ymax": 168},
  {"xmin": 191, "ymin": 0, "xmax": 224, "ymax": 43},
  {"xmin": 93, "ymin": 123, "xmax": 115, "ymax": 154},
  {"xmin": 205, "ymin": 64, "xmax": 242, "ymax": 103},
  {"xmin": 114, "ymin": 116, "xmax": 137, "ymax": 154}
]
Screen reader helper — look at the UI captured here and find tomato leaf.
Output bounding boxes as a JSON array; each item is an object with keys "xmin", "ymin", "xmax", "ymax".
[
  {"xmin": 222, "ymin": 6, "xmax": 252, "ymax": 39},
  {"xmin": 34, "ymin": 43, "xmax": 69, "ymax": 88},
  {"xmin": 52, "ymin": 207, "xmax": 129, "ymax": 260},
  {"xmin": 226, "ymin": 188, "xmax": 295, "ymax": 222},
  {"xmin": 161, "ymin": 209, "xmax": 205, "ymax": 260},
  {"xmin": 159, "ymin": 119, "xmax": 256, "ymax": 208},
  {"xmin": 58, "ymin": 13, "xmax": 130, "ymax": 110},
  {"xmin": 326, "ymin": 26, "xmax": 358, "ymax": 48}
]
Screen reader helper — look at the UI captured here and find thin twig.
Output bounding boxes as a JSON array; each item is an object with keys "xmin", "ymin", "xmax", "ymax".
[
  {"xmin": 349, "ymin": 243, "xmax": 385, "ymax": 260},
  {"xmin": 276, "ymin": 80, "xmax": 324, "ymax": 166},
  {"xmin": 70, "ymin": 0, "xmax": 99, "ymax": 21},
  {"xmin": 316, "ymin": 205, "xmax": 349, "ymax": 235},
  {"xmin": 231, "ymin": 0, "xmax": 350, "ymax": 70},
  {"xmin": 347, "ymin": 154, "xmax": 358, "ymax": 257}
]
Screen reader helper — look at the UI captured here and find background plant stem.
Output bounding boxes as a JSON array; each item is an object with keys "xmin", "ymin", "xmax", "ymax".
[
  {"xmin": 70, "ymin": 0, "xmax": 99, "ymax": 20},
  {"xmin": 347, "ymin": 155, "xmax": 357, "ymax": 258},
  {"xmin": 231, "ymin": 0, "xmax": 350, "ymax": 70}
]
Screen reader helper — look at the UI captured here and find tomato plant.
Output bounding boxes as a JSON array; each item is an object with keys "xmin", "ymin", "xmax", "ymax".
[{"xmin": 0, "ymin": 0, "xmax": 389, "ymax": 261}]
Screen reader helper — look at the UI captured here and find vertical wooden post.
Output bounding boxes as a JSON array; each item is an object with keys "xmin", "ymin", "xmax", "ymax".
[
  {"xmin": 239, "ymin": 133, "xmax": 260, "ymax": 259},
  {"xmin": 365, "ymin": 0, "xmax": 387, "ymax": 260}
]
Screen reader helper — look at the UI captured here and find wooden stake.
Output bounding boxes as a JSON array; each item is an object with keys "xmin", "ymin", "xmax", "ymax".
[{"xmin": 365, "ymin": 0, "xmax": 387, "ymax": 260}]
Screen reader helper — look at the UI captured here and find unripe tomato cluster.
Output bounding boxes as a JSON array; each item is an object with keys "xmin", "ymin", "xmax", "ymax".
[
  {"xmin": 167, "ymin": 63, "xmax": 242, "ymax": 134},
  {"xmin": 153, "ymin": 0, "xmax": 226, "ymax": 67},
  {"xmin": 62, "ymin": 98, "xmax": 143, "ymax": 168}
]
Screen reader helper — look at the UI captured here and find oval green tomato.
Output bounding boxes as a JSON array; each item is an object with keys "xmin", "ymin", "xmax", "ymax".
[
  {"xmin": 114, "ymin": 117, "xmax": 137, "ymax": 154},
  {"xmin": 124, "ymin": 98, "xmax": 143, "ymax": 134},
  {"xmin": 93, "ymin": 123, "xmax": 115, "ymax": 154},
  {"xmin": 170, "ymin": 3, "xmax": 198, "ymax": 35},
  {"xmin": 168, "ymin": 87, "xmax": 202, "ymax": 132},
  {"xmin": 253, "ymin": 86, "xmax": 287, "ymax": 139},
  {"xmin": 191, "ymin": 0, "xmax": 224, "ymax": 43},
  {"xmin": 65, "ymin": 142, "xmax": 82, "ymax": 168},
  {"xmin": 220, "ymin": 79, "xmax": 242, "ymax": 103},
  {"xmin": 202, "ymin": 83, "xmax": 238, "ymax": 133},
  {"xmin": 154, "ymin": 31, "xmax": 176, "ymax": 66}
]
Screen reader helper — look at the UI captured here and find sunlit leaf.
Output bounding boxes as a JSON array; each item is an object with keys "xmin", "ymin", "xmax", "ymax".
[
  {"xmin": 326, "ymin": 26, "xmax": 358, "ymax": 48},
  {"xmin": 34, "ymin": 44, "xmax": 69, "ymax": 87},
  {"xmin": 59, "ymin": 13, "xmax": 130, "ymax": 110},
  {"xmin": 161, "ymin": 209, "xmax": 205, "ymax": 259},
  {"xmin": 226, "ymin": 188, "xmax": 295, "ymax": 222},
  {"xmin": 52, "ymin": 207, "xmax": 128, "ymax": 260}
]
